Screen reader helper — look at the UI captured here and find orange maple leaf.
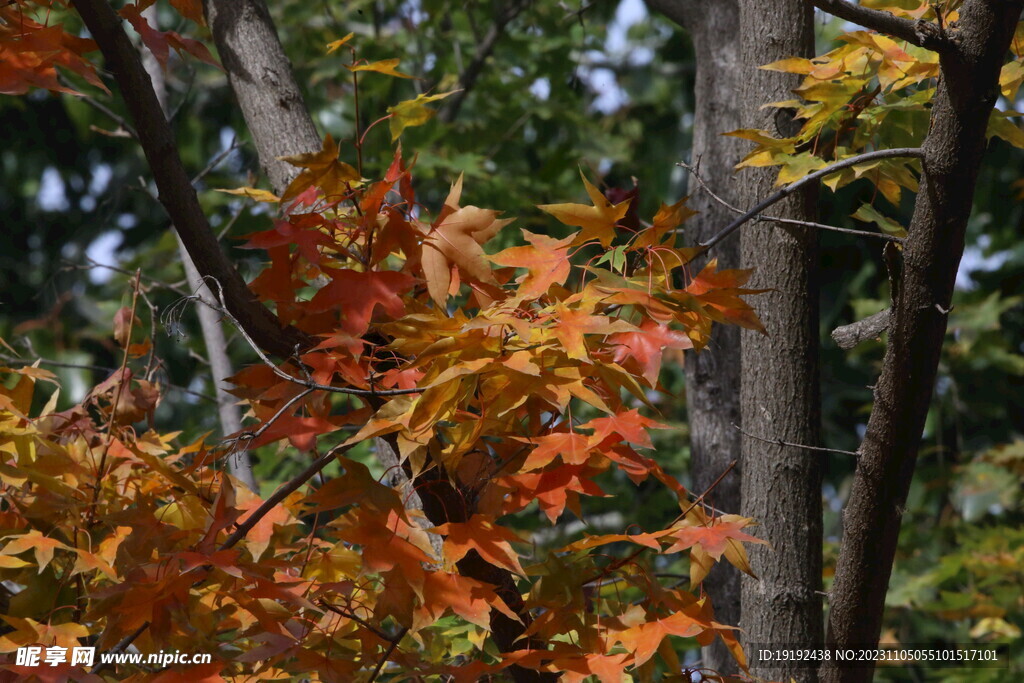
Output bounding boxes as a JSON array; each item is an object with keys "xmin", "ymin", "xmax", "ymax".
[
  {"xmin": 434, "ymin": 514, "xmax": 526, "ymax": 576},
  {"xmin": 545, "ymin": 300, "xmax": 636, "ymax": 361},
  {"xmin": 278, "ymin": 134, "xmax": 360, "ymax": 202},
  {"xmin": 422, "ymin": 175, "xmax": 512, "ymax": 306},
  {"xmin": 488, "ymin": 229, "xmax": 574, "ymax": 297},
  {"xmin": 307, "ymin": 268, "xmax": 416, "ymax": 336},
  {"xmin": 513, "ymin": 431, "xmax": 595, "ymax": 471}
]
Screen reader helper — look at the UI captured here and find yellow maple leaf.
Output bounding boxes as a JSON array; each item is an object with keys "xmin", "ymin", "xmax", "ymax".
[
  {"xmin": 387, "ymin": 90, "xmax": 458, "ymax": 141},
  {"xmin": 538, "ymin": 171, "xmax": 630, "ymax": 247},
  {"xmin": 277, "ymin": 134, "xmax": 360, "ymax": 202}
]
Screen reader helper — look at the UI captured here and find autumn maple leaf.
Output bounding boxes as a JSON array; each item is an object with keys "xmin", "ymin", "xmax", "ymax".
[
  {"xmin": 632, "ymin": 196, "xmax": 697, "ymax": 249},
  {"xmin": 607, "ymin": 319, "xmax": 693, "ymax": 385},
  {"xmin": 544, "ymin": 299, "xmax": 636, "ymax": 361},
  {"xmin": 488, "ymin": 229, "xmax": 574, "ymax": 298},
  {"xmin": 307, "ymin": 268, "xmax": 415, "ymax": 336},
  {"xmin": 512, "ymin": 431, "xmax": 595, "ymax": 471},
  {"xmin": 662, "ymin": 514, "xmax": 768, "ymax": 584},
  {"xmin": 433, "ymin": 514, "xmax": 526, "ymax": 576},
  {"xmin": 582, "ymin": 409, "xmax": 668, "ymax": 449},
  {"xmin": 538, "ymin": 171, "xmax": 631, "ymax": 247},
  {"xmin": 277, "ymin": 133, "xmax": 360, "ymax": 202},
  {"xmin": 422, "ymin": 175, "xmax": 512, "ymax": 306}
]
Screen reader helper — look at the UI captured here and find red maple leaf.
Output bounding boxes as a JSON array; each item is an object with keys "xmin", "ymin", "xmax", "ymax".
[{"xmin": 308, "ymin": 268, "xmax": 415, "ymax": 336}]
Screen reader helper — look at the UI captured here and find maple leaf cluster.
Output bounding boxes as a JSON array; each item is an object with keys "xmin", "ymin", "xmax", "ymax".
[
  {"xmin": 0, "ymin": 10, "xmax": 771, "ymax": 680},
  {"xmin": 0, "ymin": 134, "xmax": 769, "ymax": 679}
]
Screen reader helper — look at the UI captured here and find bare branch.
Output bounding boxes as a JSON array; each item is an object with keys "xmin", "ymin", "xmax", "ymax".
[
  {"xmin": 90, "ymin": 622, "xmax": 148, "ymax": 674},
  {"xmin": 700, "ymin": 147, "xmax": 923, "ymax": 250},
  {"xmin": 368, "ymin": 626, "xmax": 409, "ymax": 682},
  {"xmin": 809, "ymin": 0, "xmax": 953, "ymax": 52},
  {"xmin": 733, "ymin": 423, "xmax": 859, "ymax": 458},
  {"xmin": 227, "ymin": 388, "xmax": 314, "ymax": 445},
  {"xmin": 679, "ymin": 160, "xmax": 905, "ymax": 243},
  {"xmin": 439, "ymin": 0, "xmax": 532, "ymax": 124},
  {"xmin": 831, "ymin": 308, "xmax": 891, "ymax": 349},
  {"xmin": 319, "ymin": 601, "xmax": 394, "ymax": 642}
]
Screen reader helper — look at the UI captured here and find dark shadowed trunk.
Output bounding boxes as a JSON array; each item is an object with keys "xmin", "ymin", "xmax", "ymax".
[
  {"xmin": 820, "ymin": 2, "xmax": 1024, "ymax": 681},
  {"xmin": 644, "ymin": 0, "xmax": 744, "ymax": 675},
  {"xmin": 737, "ymin": 2, "xmax": 823, "ymax": 681}
]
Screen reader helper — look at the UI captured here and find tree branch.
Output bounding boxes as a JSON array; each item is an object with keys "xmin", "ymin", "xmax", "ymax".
[
  {"xmin": 70, "ymin": 0, "xmax": 307, "ymax": 360},
  {"xmin": 733, "ymin": 422, "xmax": 859, "ymax": 457},
  {"xmin": 831, "ymin": 308, "xmax": 891, "ymax": 349},
  {"xmin": 439, "ymin": 0, "xmax": 531, "ymax": 124},
  {"xmin": 808, "ymin": 0, "xmax": 953, "ymax": 52},
  {"xmin": 700, "ymin": 147, "xmax": 923, "ymax": 250},
  {"xmin": 220, "ymin": 442, "xmax": 355, "ymax": 551},
  {"xmin": 679, "ymin": 160, "xmax": 905, "ymax": 243}
]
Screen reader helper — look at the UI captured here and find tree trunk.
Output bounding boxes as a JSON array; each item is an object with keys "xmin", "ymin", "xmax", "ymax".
[
  {"xmin": 142, "ymin": 6, "xmax": 256, "ymax": 491},
  {"xmin": 737, "ymin": 3, "xmax": 823, "ymax": 682},
  {"xmin": 822, "ymin": 3, "xmax": 1023, "ymax": 681},
  {"xmin": 202, "ymin": 0, "xmax": 321, "ymax": 194},
  {"xmin": 644, "ymin": 1, "xmax": 743, "ymax": 675}
]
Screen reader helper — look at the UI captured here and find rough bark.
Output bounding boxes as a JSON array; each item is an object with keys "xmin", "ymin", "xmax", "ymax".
[
  {"xmin": 737, "ymin": 3, "xmax": 823, "ymax": 682},
  {"xmin": 644, "ymin": 1, "xmax": 743, "ymax": 675},
  {"xmin": 822, "ymin": 3, "xmax": 1023, "ymax": 681},
  {"xmin": 202, "ymin": 0, "xmax": 322, "ymax": 194}
]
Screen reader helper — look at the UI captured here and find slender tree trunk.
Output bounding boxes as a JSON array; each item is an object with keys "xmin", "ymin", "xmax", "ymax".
[
  {"xmin": 142, "ymin": 6, "xmax": 255, "ymax": 489},
  {"xmin": 737, "ymin": 3, "xmax": 823, "ymax": 682},
  {"xmin": 644, "ymin": 1, "xmax": 743, "ymax": 675},
  {"xmin": 822, "ymin": 3, "xmax": 1023, "ymax": 681}
]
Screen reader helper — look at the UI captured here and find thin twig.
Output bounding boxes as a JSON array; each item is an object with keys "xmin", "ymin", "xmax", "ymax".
[
  {"xmin": 699, "ymin": 148, "xmax": 923, "ymax": 251},
  {"xmin": 320, "ymin": 601, "xmax": 393, "ymax": 642},
  {"xmin": 59, "ymin": 75, "xmax": 138, "ymax": 139},
  {"xmin": 732, "ymin": 422, "xmax": 859, "ymax": 458},
  {"xmin": 220, "ymin": 441, "xmax": 355, "ymax": 550},
  {"xmin": 227, "ymin": 388, "xmax": 315, "ymax": 445},
  {"xmin": 678, "ymin": 161, "xmax": 904, "ymax": 244},
  {"xmin": 191, "ymin": 137, "xmax": 243, "ymax": 186},
  {"xmin": 368, "ymin": 626, "xmax": 409, "ymax": 682},
  {"xmin": 88, "ymin": 271, "xmax": 141, "ymax": 523}
]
